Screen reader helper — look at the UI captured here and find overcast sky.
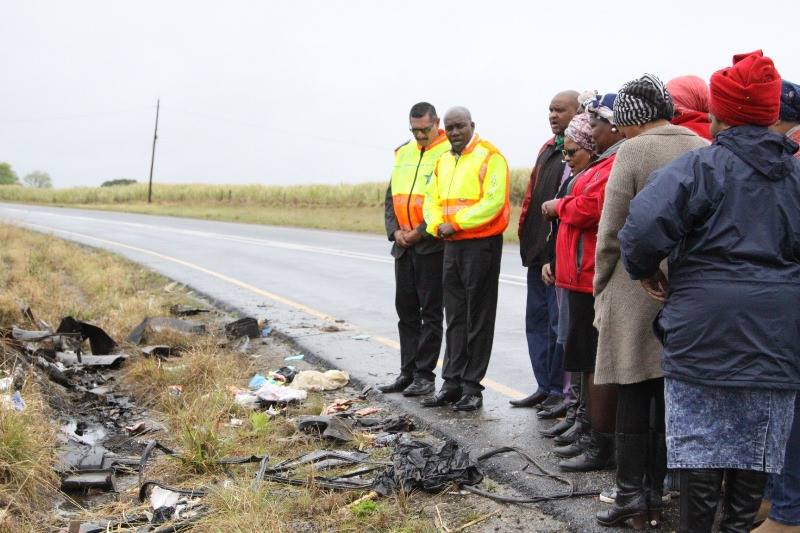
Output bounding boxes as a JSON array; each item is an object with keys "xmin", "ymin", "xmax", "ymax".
[{"xmin": 0, "ymin": 1, "xmax": 795, "ymax": 188}]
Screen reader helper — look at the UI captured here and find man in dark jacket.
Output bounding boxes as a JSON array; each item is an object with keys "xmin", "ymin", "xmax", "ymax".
[
  {"xmin": 619, "ymin": 51, "xmax": 800, "ymax": 533},
  {"xmin": 380, "ymin": 102, "xmax": 451, "ymax": 397},
  {"xmin": 512, "ymin": 90, "xmax": 579, "ymax": 408}
]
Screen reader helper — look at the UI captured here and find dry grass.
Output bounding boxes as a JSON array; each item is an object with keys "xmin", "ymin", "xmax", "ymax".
[
  {"xmin": 0, "ymin": 375, "xmax": 60, "ymax": 529},
  {"xmin": 0, "ymin": 224, "xmax": 188, "ymax": 530}
]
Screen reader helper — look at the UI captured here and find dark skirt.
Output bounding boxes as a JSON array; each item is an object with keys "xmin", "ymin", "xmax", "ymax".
[{"xmin": 563, "ymin": 290, "xmax": 598, "ymax": 372}]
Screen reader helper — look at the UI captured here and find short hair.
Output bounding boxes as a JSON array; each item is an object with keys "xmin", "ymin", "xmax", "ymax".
[{"xmin": 409, "ymin": 102, "xmax": 437, "ymax": 119}]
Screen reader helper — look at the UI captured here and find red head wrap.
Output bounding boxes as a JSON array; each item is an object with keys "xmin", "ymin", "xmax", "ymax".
[{"xmin": 709, "ymin": 50, "xmax": 781, "ymax": 127}]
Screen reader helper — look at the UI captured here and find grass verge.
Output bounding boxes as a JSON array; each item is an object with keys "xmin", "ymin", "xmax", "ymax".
[{"xmin": 0, "ymin": 169, "xmax": 531, "ymax": 243}]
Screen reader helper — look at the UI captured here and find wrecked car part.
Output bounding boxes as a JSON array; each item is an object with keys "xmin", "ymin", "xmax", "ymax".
[
  {"xmin": 296, "ymin": 415, "xmax": 354, "ymax": 443},
  {"xmin": 224, "ymin": 317, "xmax": 260, "ymax": 340},
  {"xmin": 141, "ymin": 345, "xmax": 174, "ymax": 358},
  {"xmin": 61, "ymin": 471, "xmax": 114, "ymax": 492},
  {"xmin": 56, "ymin": 352, "xmax": 125, "ymax": 368},
  {"xmin": 56, "ymin": 317, "xmax": 117, "ymax": 355},
  {"xmin": 169, "ymin": 304, "xmax": 210, "ymax": 317},
  {"xmin": 125, "ymin": 317, "xmax": 206, "ymax": 345}
]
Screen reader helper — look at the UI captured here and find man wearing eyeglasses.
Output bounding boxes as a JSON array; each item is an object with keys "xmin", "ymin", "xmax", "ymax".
[
  {"xmin": 379, "ymin": 102, "xmax": 451, "ymax": 398},
  {"xmin": 420, "ymin": 106, "xmax": 510, "ymax": 411},
  {"xmin": 514, "ymin": 91, "xmax": 580, "ymax": 411}
]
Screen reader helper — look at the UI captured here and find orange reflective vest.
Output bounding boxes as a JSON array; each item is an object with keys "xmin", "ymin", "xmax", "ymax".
[
  {"xmin": 424, "ymin": 134, "xmax": 510, "ymax": 240},
  {"xmin": 390, "ymin": 131, "xmax": 451, "ymax": 231}
]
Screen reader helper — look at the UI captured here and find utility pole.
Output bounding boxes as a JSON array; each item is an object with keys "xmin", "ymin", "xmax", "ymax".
[{"xmin": 147, "ymin": 99, "xmax": 160, "ymax": 203}]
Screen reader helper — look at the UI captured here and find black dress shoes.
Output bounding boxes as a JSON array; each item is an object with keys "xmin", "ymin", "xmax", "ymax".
[
  {"xmin": 421, "ymin": 389, "xmax": 462, "ymax": 407},
  {"xmin": 452, "ymin": 394, "xmax": 483, "ymax": 411},
  {"xmin": 402, "ymin": 379, "xmax": 435, "ymax": 397},
  {"xmin": 377, "ymin": 375, "xmax": 412, "ymax": 394},
  {"xmin": 509, "ymin": 390, "xmax": 548, "ymax": 408},
  {"xmin": 539, "ymin": 416, "xmax": 575, "ymax": 438}
]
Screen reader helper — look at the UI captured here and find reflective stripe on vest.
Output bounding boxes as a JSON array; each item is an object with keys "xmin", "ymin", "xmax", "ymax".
[
  {"xmin": 390, "ymin": 132, "xmax": 450, "ymax": 231},
  {"xmin": 431, "ymin": 136, "xmax": 510, "ymax": 239}
]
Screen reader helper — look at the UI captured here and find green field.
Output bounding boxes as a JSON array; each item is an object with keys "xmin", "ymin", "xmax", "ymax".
[{"xmin": 0, "ymin": 168, "xmax": 531, "ymax": 241}]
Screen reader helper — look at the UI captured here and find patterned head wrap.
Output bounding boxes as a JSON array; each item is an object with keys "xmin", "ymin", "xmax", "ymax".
[
  {"xmin": 614, "ymin": 73, "xmax": 674, "ymax": 127},
  {"xmin": 564, "ymin": 112, "xmax": 595, "ymax": 153},
  {"xmin": 781, "ymin": 80, "xmax": 800, "ymax": 123},
  {"xmin": 586, "ymin": 93, "xmax": 617, "ymax": 124}
]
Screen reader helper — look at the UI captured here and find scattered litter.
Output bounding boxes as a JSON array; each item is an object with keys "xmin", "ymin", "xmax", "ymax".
[
  {"xmin": 149, "ymin": 485, "xmax": 181, "ymax": 523},
  {"xmin": 293, "ymin": 369, "xmax": 349, "ymax": 391},
  {"xmin": 284, "ymin": 353, "xmax": 305, "ymax": 362},
  {"xmin": 228, "ymin": 418, "xmax": 244, "ymax": 428},
  {"xmin": 281, "ymin": 449, "xmax": 371, "ymax": 471},
  {"xmin": 125, "ymin": 420, "xmax": 166, "ymax": 436},
  {"xmin": 167, "ymin": 385, "xmax": 183, "ymax": 396},
  {"xmin": 320, "ymin": 325, "xmax": 341, "ymax": 333},
  {"xmin": 261, "ymin": 326, "xmax": 272, "ymax": 337},
  {"xmin": 323, "ymin": 398, "xmax": 353, "ymax": 415},
  {"xmin": 351, "ymin": 334, "xmax": 371, "ymax": 341},
  {"xmin": 126, "ymin": 317, "xmax": 206, "ymax": 345},
  {"xmin": 355, "ymin": 407, "xmax": 382, "ymax": 417},
  {"xmin": 11, "ymin": 326, "xmax": 56, "ymax": 342},
  {"xmin": 230, "ymin": 336, "xmax": 250, "ymax": 353},
  {"xmin": 0, "ymin": 376, "xmax": 12, "ymax": 392},
  {"xmin": 234, "ymin": 391, "xmax": 261, "ymax": 409},
  {"xmin": 169, "ymin": 304, "xmax": 210, "ymax": 317},
  {"xmin": 273, "ymin": 366, "xmax": 297, "ymax": 383},
  {"xmin": 56, "ymin": 317, "xmax": 118, "ymax": 355},
  {"xmin": 248, "ymin": 373, "xmax": 269, "ymax": 390},
  {"xmin": 296, "ymin": 415, "xmax": 354, "ymax": 443},
  {"xmin": 372, "ymin": 435, "xmax": 483, "ymax": 496},
  {"xmin": 1, "ymin": 391, "xmax": 26, "ymax": 412},
  {"xmin": 254, "ymin": 382, "xmax": 307, "ymax": 404},
  {"xmin": 225, "ymin": 317, "xmax": 261, "ymax": 340}
]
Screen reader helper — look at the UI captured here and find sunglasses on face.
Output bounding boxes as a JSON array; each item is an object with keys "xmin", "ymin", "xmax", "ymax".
[
  {"xmin": 410, "ymin": 125, "xmax": 434, "ymax": 134},
  {"xmin": 562, "ymin": 147, "xmax": 582, "ymax": 158}
]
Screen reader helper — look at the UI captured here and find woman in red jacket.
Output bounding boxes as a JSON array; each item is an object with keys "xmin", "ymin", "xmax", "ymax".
[{"xmin": 542, "ymin": 98, "xmax": 624, "ymax": 472}]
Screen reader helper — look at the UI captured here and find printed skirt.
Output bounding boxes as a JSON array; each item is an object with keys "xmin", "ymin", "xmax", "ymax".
[{"xmin": 665, "ymin": 378, "xmax": 797, "ymax": 473}]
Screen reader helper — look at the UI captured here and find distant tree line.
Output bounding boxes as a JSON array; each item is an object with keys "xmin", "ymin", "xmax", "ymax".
[
  {"xmin": 101, "ymin": 178, "xmax": 138, "ymax": 187},
  {"xmin": 0, "ymin": 162, "xmax": 53, "ymax": 188}
]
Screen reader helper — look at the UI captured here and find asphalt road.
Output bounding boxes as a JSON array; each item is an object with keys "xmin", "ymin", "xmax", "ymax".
[{"xmin": 1, "ymin": 203, "xmax": 628, "ymax": 531}]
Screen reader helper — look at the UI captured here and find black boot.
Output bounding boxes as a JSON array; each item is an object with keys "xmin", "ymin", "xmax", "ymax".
[
  {"xmin": 554, "ymin": 418, "xmax": 589, "ymax": 445},
  {"xmin": 596, "ymin": 433, "xmax": 649, "ymax": 528},
  {"xmin": 678, "ymin": 469, "xmax": 724, "ymax": 533},
  {"xmin": 718, "ymin": 469, "xmax": 768, "ymax": 533},
  {"xmin": 645, "ymin": 432, "xmax": 668, "ymax": 528},
  {"xmin": 539, "ymin": 408, "xmax": 575, "ymax": 438},
  {"xmin": 553, "ymin": 431, "xmax": 590, "ymax": 458},
  {"xmin": 559, "ymin": 430, "xmax": 614, "ymax": 472}
]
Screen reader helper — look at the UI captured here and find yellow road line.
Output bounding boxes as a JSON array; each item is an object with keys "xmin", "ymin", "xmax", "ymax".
[{"xmin": 20, "ymin": 221, "xmax": 525, "ymax": 400}]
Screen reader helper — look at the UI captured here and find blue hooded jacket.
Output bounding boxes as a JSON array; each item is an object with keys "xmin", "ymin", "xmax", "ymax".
[{"xmin": 619, "ymin": 126, "xmax": 800, "ymax": 389}]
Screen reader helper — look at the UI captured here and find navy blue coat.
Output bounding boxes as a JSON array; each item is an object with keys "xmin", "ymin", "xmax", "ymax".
[{"xmin": 619, "ymin": 126, "xmax": 800, "ymax": 390}]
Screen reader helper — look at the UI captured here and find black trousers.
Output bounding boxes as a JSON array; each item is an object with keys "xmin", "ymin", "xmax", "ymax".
[
  {"xmin": 395, "ymin": 247, "xmax": 444, "ymax": 381},
  {"xmin": 616, "ymin": 378, "xmax": 665, "ymax": 434},
  {"xmin": 441, "ymin": 234, "xmax": 503, "ymax": 395}
]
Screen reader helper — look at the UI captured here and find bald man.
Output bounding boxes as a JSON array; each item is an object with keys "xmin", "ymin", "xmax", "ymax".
[
  {"xmin": 514, "ymin": 91, "xmax": 579, "ymax": 415},
  {"xmin": 421, "ymin": 107, "xmax": 511, "ymax": 411}
]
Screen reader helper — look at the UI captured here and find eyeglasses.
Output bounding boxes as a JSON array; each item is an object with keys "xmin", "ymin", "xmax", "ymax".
[
  {"xmin": 410, "ymin": 125, "xmax": 434, "ymax": 134},
  {"xmin": 562, "ymin": 147, "xmax": 582, "ymax": 158}
]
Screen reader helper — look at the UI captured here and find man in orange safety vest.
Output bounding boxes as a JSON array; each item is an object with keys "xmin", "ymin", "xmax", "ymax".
[{"xmin": 379, "ymin": 102, "xmax": 451, "ymax": 398}]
